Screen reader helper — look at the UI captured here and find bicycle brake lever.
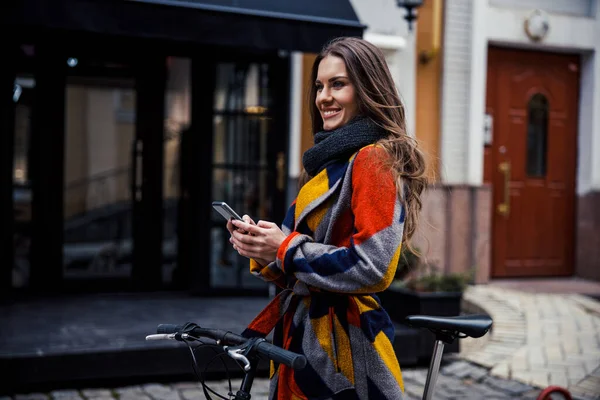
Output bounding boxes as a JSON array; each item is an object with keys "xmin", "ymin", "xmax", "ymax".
[
  {"xmin": 224, "ymin": 346, "xmax": 251, "ymax": 372},
  {"xmin": 146, "ymin": 334, "xmax": 176, "ymax": 341}
]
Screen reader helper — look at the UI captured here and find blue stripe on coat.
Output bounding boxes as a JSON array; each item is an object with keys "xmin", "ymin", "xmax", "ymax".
[
  {"xmin": 359, "ymin": 308, "xmax": 395, "ymax": 344},
  {"xmin": 292, "ymin": 245, "xmax": 361, "ymax": 276}
]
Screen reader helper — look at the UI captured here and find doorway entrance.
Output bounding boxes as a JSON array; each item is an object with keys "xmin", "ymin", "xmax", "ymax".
[{"xmin": 485, "ymin": 47, "xmax": 579, "ymax": 278}]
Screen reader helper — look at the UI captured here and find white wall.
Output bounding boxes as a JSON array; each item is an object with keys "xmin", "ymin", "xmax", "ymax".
[
  {"xmin": 578, "ymin": 7, "xmax": 600, "ymax": 194},
  {"xmin": 441, "ymin": 0, "xmax": 600, "ymax": 193}
]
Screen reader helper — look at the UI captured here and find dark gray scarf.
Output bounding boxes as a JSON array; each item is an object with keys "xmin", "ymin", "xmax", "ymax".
[{"xmin": 302, "ymin": 116, "xmax": 388, "ymax": 176}]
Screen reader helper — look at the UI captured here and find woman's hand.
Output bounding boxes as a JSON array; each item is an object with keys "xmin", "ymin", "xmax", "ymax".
[{"xmin": 229, "ymin": 216, "xmax": 287, "ymax": 266}]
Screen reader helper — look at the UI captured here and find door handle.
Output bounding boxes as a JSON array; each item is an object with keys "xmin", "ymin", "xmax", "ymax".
[{"xmin": 497, "ymin": 161, "xmax": 510, "ymax": 217}]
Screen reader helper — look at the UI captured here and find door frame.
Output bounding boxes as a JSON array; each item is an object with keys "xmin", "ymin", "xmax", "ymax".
[
  {"xmin": 186, "ymin": 50, "xmax": 291, "ymax": 295},
  {"xmin": 485, "ymin": 46, "xmax": 580, "ymax": 278}
]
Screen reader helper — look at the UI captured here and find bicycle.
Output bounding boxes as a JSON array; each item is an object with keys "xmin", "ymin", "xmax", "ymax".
[{"xmin": 147, "ymin": 314, "xmax": 497, "ymax": 400}]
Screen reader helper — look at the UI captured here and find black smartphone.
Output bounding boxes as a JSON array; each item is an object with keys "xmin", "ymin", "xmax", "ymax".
[{"xmin": 212, "ymin": 201, "xmax": 243, "ymax": 221}]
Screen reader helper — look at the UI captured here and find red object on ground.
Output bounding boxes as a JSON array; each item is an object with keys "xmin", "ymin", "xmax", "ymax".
[{"xmin": 536, "ymin": 386, "xmax": 572, "ymax": 400}]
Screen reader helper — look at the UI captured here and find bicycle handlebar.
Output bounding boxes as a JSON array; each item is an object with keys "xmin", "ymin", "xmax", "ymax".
[{"xmin": 156, "ymin": 323, "xmax": 307, "ymax": 371}]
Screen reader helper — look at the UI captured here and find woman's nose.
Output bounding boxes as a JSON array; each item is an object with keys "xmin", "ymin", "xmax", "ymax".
[{"xmin": 318, "ymin": 87, "xmax": 332, "ymax": 104}]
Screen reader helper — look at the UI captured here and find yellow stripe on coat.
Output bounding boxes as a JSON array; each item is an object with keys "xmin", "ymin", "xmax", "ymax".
[
  {"xmin": 333, "ymin": 313, "xmax": 354, "ymax": 385},
  {"xmin": 311, "ymin": 314, "xmax": 337, "ymax": 368},
  {"xmin": 295, "ymin": 168, "xmax": 330, "ymax": 224},
  {"xmin": 373, "ymin": 331, "xmax": 405, "ymax": 392}
]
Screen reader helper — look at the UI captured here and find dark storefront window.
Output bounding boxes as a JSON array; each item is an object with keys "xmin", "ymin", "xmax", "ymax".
[
  {"xmin": 62, "ymin": 76, "xmax": 136, "ymax": 279},
  {"xmin": 162, "ymin": 57, "xmax": 190, "ymax": 285},
  {"xmin": 12, "ymin": 74, "xmax": 34, "ymax": 288},
  {"xmin": 211, "ymin": 62, "xmax": 273, "ymax": 289}
]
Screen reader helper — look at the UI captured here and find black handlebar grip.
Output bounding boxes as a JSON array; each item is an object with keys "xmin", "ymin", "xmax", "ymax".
[
  {"xmin": 256, "ymin": 341, "xmax": 307, "ymax": 370},
  {"xmin": 157, "ymin": 324, "xmax": 182, "ymax": 334}
]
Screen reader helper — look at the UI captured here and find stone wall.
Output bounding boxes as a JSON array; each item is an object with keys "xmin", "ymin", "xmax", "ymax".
[
  {"xmin": 411, "ymin": 184, "xmax": 492, "ymax": 283},
  {"xmin": 576, "ymin": 191, "xmax": 600, "ymax": 281}
]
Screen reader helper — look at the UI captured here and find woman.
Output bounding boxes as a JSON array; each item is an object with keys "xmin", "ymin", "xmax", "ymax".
[{"xmin": 227, "ymin": 37, "xmax": 426, "ymax": 399}]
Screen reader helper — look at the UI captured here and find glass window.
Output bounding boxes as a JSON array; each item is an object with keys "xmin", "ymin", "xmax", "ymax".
[
  {"xmin": 211, "ymin": 62, "xmax": 272, "ymax": 290},
  {"xmin": 526, "ymin": 93, "xmax": 548, "ymax": 177},
  {"xmin": 13, "ymin": 74, "xmax": 35, "ymax": 288},
  {"xmin": 163, "ymin": 57, "xmax": 191, "ymax": 285},
  {"xmin": 63, "ymin": 77, "xmax": 136, "ymax": 278}
]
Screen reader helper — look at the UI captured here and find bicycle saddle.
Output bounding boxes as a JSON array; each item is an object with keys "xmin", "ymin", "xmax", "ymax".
[{"xmin": 404, "ymin": 314, "xmax": 493, "ymax": 339}]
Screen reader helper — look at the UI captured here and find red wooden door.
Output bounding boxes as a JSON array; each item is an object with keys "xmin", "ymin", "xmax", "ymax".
[{"xmin": 485, "ymin": 47, "xmax": 579, "ymax": 278}]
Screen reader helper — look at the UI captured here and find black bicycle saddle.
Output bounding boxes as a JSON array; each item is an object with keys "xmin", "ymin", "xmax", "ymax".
[{"xmin": 404, "ymin": 314, "xmax": 493, "ymax": 338}]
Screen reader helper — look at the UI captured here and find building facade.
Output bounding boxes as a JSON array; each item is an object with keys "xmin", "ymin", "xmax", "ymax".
[{"xmin": 414, "ymin": 0, "xmax": 600, "ymax": 282}]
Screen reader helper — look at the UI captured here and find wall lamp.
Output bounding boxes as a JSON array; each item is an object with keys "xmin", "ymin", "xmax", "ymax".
[{"xmin": 396, "ymin": 0, "xmax": 423, "ymax": 32}]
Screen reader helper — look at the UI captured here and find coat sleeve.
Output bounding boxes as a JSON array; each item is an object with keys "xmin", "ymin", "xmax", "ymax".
[
  {"xmin": 275, "ymin": 147, "xmax": 405, "ymax": 294},
  {"xmin": 248, "ymin": 200, "xmax": 296, "ymax": 288}
]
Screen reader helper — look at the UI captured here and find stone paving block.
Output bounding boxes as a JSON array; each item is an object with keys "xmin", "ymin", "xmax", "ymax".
[
  {"xmin": 467, "ymin": 365, "xmax": 489, "ymax": 382},
  {"xmin": 169, "ymin": 383, "xmax": 199, "ymax": 391},
  {"xmin": 490, "ymin": 363, "xmax": 510, "ymax": 379},
  {"xmin": 140, "ymin": 385, "xmax": 180, "ymax": 400},
  {"xmin": 118, "ymin": 395, "xmax": 153, "ymax": 400},
  {"xmin": 114, "ymin": 387, "xmax": 144, "ymax": 396},
  {"xmin": 575, "ymin": 378, "xmax": 600, "ymax": 392},
  {"xmin": 49, "ymin": 390, "xmax": 82, "ymax": 400},
  {"xmin": 490, "ymin": 376, "xmax": 534, "ymax": 396},
  {"xmin": 440, "ymin": 360, "xmax": 471, "ymax": 376},
  {"xmin": 81, "ymin": 390, "xmax": 113, "ymax": 399},
  {"xmin": 115, "ymin": 391, "xmax": 152, "ymax": 400},
  {"xmin": 403, "ymin": 384, "xmax": 425, "ymax": 400},
  {"xmin": 548, "ymin": 372, "xmax": 569, "ymax": 388},
  {"xmin": 178, "ymin": 389, "xmax": 205, "ymax": 400},
  {"xmin": 562, "ymin": 339, "xmax": 582, "ymax": 354},
  {"xmin": 15, "ymin": 394, "xmax": 49, "ymax": 400},
  {"xmin": 402, "ymin": 372, "xmax": 427, "ymax": 386}
]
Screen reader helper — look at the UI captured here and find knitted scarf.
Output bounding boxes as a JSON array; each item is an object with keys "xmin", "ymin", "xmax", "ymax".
[{"xmin": 302, "ymin": 116, "xmax": 388, "ymax": 176}]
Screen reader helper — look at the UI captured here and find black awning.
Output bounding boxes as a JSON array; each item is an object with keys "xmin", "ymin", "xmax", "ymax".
[{"xmin": 3, "ymin": 0, "xmax": 365, "ymax": 53}]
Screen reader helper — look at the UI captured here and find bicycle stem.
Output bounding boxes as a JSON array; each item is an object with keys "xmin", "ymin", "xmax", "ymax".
[{"xmin": 234, "ymin": 352, "xmax": 259, "ymax": 400}]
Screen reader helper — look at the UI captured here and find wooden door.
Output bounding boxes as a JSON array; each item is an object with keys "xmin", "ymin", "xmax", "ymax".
[{"xmin": 485, "ymin": 47, "xmax": 579, "ymax": 278}]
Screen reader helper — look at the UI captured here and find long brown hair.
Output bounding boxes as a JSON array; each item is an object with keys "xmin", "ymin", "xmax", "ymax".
[{"xmin": 300, "ymin": 36, "xmax": 427, "ymax": 244}]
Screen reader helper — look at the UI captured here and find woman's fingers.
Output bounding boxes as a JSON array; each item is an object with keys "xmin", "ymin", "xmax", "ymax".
[
  {"xmin": 231, "ymin": 219, "xmax": 263, "ymax": 235},
  {"xmin": 242, "ymin": 215, "xmax": 256, "ymax": 225},
  {"xmin": 226, "ymin": 218, "xmax": 236, "ymax": 235},
  {"xmin": 256, "ymin": 220, "xmax": 276, "ymax": 229},
  {"xmin": 230, "ymin": 237, "xmax": 263, "ymax": 259}
]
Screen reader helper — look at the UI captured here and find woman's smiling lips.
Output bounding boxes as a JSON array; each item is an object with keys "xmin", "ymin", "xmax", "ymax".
[{"xmin": 322, "ymin": 109, "xmax": 341, "ymax": 119}]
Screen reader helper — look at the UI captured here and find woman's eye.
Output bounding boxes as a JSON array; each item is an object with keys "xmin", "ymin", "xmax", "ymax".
[
  {"xmin": 332, "ymin": 81, "xmax": 344, "ymax": 88},
  {"xmin": 315, "ymin": 84, "xmax": 323, "ymax": 91}
]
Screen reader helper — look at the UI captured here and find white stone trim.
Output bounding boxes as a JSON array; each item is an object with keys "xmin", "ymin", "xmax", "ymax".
[
  {"xmin": 288, "ymin": 52, "xmax": 303, "ymax": 179},
  {"xmin": 440, "ymin": 0, "xmax": 473, "ymax": 184},
  {"xmin": 363, "ymin": 32, "xmax": 407, "ymax": 50},
  {"xmin": 578, "ymin": 7, "xmax": 600, "ymax": 194},
  {"xmin": 466, "ymin": 0, "xmax": 488, "ymax": 185}
]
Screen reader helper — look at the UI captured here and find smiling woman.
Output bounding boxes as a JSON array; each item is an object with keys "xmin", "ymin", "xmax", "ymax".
[
  {"xmin": 225, "ymin": 37, "xmax": 427, "ymax": 399},
  {"xmin": 314, "ymin": 56, "xmax": 359, "ymax": 131}
]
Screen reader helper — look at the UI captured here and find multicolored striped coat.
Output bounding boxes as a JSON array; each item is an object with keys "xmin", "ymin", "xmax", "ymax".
[{"xmin": 243, "ymin": 145, "xmax": 406, "ymax": 399}]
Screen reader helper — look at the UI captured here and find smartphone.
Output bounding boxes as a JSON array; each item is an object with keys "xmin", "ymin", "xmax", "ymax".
[{"xmin": 212, "ymin": 201, "xmax": 243, "ymax": 221}]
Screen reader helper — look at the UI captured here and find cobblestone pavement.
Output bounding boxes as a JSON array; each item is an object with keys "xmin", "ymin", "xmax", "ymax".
[
  {"xmin": 3, "ymin": 359, "xmax": 597, "ymax": 400},
  {"xmin": 460, "ymin": 286, "xmax": 600, "ymax": 399}
]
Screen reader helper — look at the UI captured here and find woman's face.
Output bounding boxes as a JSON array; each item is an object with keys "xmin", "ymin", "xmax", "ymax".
[{"xmin": 315, "ymin": 55, "xmax": 359, "ymax": 131}]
